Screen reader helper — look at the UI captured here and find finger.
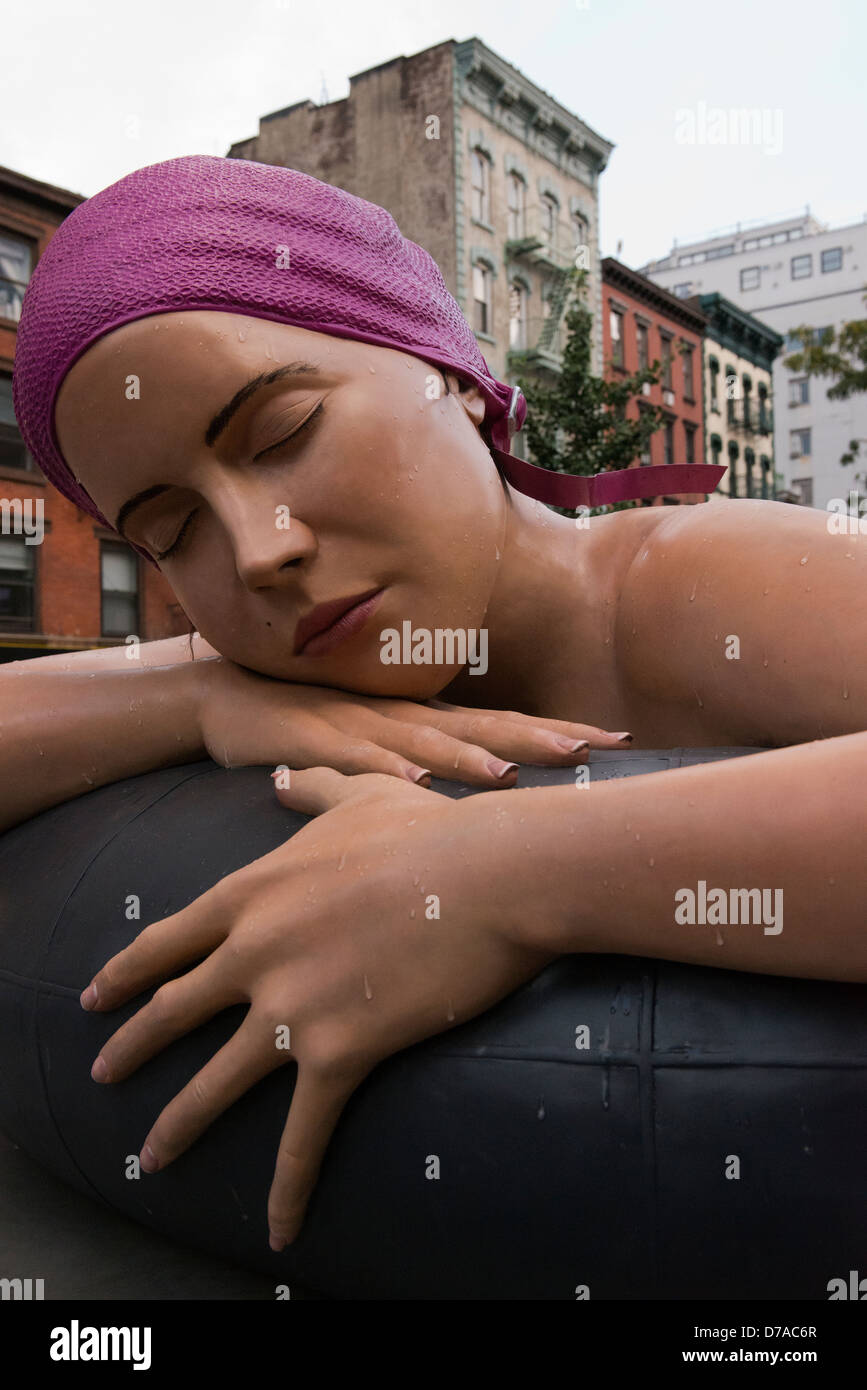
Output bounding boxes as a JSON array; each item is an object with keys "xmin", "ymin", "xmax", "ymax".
[
  {"xmin": 272, "ymin": 765, "xmax": 445, "ymax": 817},
  {"xmin": 267, "ymin": 1065, "xmax": 362, "ymax": 1249},
  {"xmin": 80, "ymin": 885, "xmax": 235, "ymax": 1012},
  {"xmin": 265, "ymin": 712, "xmax": 434, "ymax": 786},
  {"xmin": 330, "ymin": 711, "xmax": 523, "ymax": 785},
  {"xmin": 138, "ymin": 1010, "xmax": 285, "ymax": 1171},
  {"xmin": 365, "ymin": 712, "xmax": 592, "ymax": 775},
  {"xmin": 421, "ymin": 700, "xmax": 633, "ymax": 748},
  {"xmin": 91, "ymin": 950, "xmax": 240, "ymax": 1083}
]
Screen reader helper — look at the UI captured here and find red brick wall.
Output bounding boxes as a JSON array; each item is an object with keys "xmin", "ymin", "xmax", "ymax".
[
  {"xmin": 1, "ymin": 170, "xmax": 187, "ymax": 654},
  {"xmin": 600, "ymin": 268, "xmax": 707, "ymax": 504}
]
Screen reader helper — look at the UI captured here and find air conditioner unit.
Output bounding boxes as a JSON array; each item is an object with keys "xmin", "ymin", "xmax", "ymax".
[
  {"xmin": 663, "ymin": 389, "xmax": 675, "ymax": 407},
  {"xmin": 641, "ymin": 381, "xmax": 652, "ymax": 396}
]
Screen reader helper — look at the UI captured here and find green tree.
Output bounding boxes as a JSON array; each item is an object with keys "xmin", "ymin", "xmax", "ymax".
[
  {"xmin": 785, "ymin": 291, "xmax": 867, "ymax": 471},
  {"xmin": 513, "ymin": 267, "xmax": 668, "ymax": 513}
]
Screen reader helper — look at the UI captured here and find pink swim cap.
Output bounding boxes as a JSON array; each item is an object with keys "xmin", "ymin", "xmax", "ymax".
[{"xmin": 12, "ymin": 154, "xmax": 723, "ymax": 566}]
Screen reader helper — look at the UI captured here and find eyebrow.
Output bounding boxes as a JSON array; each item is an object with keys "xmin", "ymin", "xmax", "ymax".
[{"xmin": 114, "ymin": 360, "xmax": 321, "ymax": 538}]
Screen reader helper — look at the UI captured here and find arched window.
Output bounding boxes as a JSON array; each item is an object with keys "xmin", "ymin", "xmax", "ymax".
[
  {"xmin": 471, "ymin": 150, "xmax": 490, "ymax": 224},
  {"xmin": 757, "ymin": 383, "xmax": 769, "ymax": 432},
  {"xmin": 509, "ymin": 282, "xmax": 527, "ymax": 350},
  {"xmin": 507, "ymin": 174, "xmax": 525, "ymax": 240},
  {"xmin": 760, "ymin": 454, "xmax": 771, "ymax": 499},
  {"xmin": 709, "ymin": 358, "xmax": 720, "ymax": 413},
  {"xmin": 541, "ymin": 193, "xmax": 557, "ymax": 251},
  {"xmin": 571, "ymin": 209, "xmax": 588, "ymax": 258},
  {"xmin": 744, "ymin": 446, "xmax": 756, "ymax": 498},
  {"xmin": 727, "ymin": 439, "xmax": 740, "ymax": 497},
  {"xmin": 472, "ymin": 261, "xmax": 492, "ymax": 336}
]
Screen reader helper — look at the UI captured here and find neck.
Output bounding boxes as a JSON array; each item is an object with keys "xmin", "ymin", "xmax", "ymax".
[{"xmin": 439, "ymin": 487, "xmax": 599, "ymax": 716}]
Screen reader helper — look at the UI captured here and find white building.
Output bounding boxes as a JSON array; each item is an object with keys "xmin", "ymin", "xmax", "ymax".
[{"xmin": 641, "ymin": 211, "xmax": 867, "ymax": 511}]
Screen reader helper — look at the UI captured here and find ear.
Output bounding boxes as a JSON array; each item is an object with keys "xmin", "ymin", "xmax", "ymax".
[{"xmin": 443, "ymin": 371, "xmax": 486, "ymax": 429}]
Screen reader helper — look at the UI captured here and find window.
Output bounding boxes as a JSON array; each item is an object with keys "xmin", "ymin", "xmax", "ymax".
[
  {"xmin": 709, "ymin": 359, "xmax": 720, "ymax": 413},
  {"xmin": 570, "ymin": 210, "xmax": 588, "ymax": 257},
  {"xmin": 681, "ymin": 343, "xmax": 695, "ymax": 401},
  {"xmin": 759, "ymin": 454, "xmax": 771, "ymax": 499},
  {"xmin": 660, "ymin": 333, "xmax": 673, "ymax": 389},
  {"xmin": 744, "ymin": 447, "xmax": 756, "ymax": 498},
  {"xmin": 791, "ymin": 477, "xmax": 813, "ymax": 506},
  {"xmin": 790, "ymin": 427, "xmax": 812, "ymax": 459},
  {"xmin": 706, "ymin": 244, "xmax": 734, "ymax": 260},
  {"xmin": 821, "ymin": 247, "xmax": 843, "ymax": 273},
  {"xmin": 710, "ymin": 435, "xmax": 723, "ymax": 472},
  {"xmin": 0, "ymin": 375, "xmax": 33, "ymax": 471},
  {"xmin": 0, "ymin": 535, "xmax": 36, "ymax": 629},
  {"xmin": 540, "ymin": 194, "xmax": 557, "ymax": 251},
  {"xmin": 743, "ymin": 238, "xmax": 758, "ymax": 250},
  {"xmin": 509, "ymin": 282, "xmax": 527, "ymax": 350},
  {"xmin": 728, "ymin": 441, "xmax": 740, "ymax": 497},
  {"xmin": 636, "ymin": 321, "xmax": 649, "ymax": 371},
  {"xmin": 0, "ymin": 231, "xmax": 33, "ymax": 323},
  {"xmin": 725, "ymin": 367, "xmax": 738, "ymax": 424},
  {"xmin": 758, "ymin": 384, "xmax": 770, "ymax": 431},
  {"xmin": 684, "ymin": 422, "xmax": 697, "ymax": 465},
  {"xmin": 788, "ymin": 377, "xmax": 809, "ymax": 405},
  {"xmin": 673, "ymin": 283, "xmax": 692, "ymax": 298},
  {"xmin": 100, "ymin": 542, "xmax": 139, "ymax": 637},
  {"xmin": 637, "ymin": 404, "xmax": 652, "ymax": 466},
  {"xmin": 742, "ymin": 378, "xmax": 752, "ymax": 427},
  {"xmin": 471, "ymin": 150, "xmax": 490, "ymax": 224},
  {"xmin": 507, "ymin": 174, "xmax": 525, "ymax": 240},
  {"xmin": 472, "ymin": 262, "xmax": 492, "ymax": 336},
  {"xmin": 740, "ymin": 266, "xmax": 760, "ymax": 291},
  {"xmin": 663, "ymin": 419, "xmax": 674, "ymax": 467},
  {"xmin": 610, "ymin": 307, "xmax": 625, "ymax": 367},
  {"xmin": 791, "ymin": 254, "xmax": 812, "ymax": 280}
]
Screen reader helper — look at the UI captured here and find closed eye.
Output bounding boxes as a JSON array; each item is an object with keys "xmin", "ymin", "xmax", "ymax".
[
  {"xmin": 253, "ymin": 399, "xmax": 324, "ymax": 461},
  {"xmin": 156, "ymin": 402, "xmax": 325, "ymax": 561}
]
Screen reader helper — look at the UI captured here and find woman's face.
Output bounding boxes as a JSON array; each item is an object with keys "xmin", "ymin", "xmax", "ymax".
[{"xmin": 54, "ymin": 311, "xmax": 507, "ymax": 695}]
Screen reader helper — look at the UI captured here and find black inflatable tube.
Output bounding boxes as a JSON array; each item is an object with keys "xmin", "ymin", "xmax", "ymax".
[{"xmin": 0, "ymin": 748, "xmax": 864, "ymax": 1300}]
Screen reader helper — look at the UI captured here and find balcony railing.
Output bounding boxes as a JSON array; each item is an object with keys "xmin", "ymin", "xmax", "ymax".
[
  {"xmin": 505, "ymin": 205, "xmax": 579, "ymax": 272},
  {"xmin": 726, "ymin": 403, "xmax": 774, "ymax": 435}
]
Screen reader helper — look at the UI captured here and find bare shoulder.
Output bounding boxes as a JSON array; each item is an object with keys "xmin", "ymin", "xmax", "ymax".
[{"xmin": 613, "ymin": 498, "xmax": 867, "ymax": 744}]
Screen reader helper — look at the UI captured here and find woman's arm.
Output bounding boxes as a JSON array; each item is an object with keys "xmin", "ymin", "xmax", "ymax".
[
  {"xmin": 0, "ymin": 657, "xmax": 205, "ymax": 833},
  {"xmin": 506, "ymin": 732, "xmax": 867, "ymax": 981}
]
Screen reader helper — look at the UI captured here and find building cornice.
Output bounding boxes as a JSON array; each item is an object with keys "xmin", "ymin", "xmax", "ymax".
[
  {"xmin": 453, "ymin": 37, "xmax": 614, "ymax": 179},
  {"xmin": 601, "ymin": 257, "xmax": 707, "ymax": 333},
  {"xmin": 695, "ymin": 292, "xmax": 783, "ymax": 368}
]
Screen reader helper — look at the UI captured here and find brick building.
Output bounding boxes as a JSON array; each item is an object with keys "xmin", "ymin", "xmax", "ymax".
[
  {"xmin": 601, "ymin": 257, "xmax": 710, "ymax": 505},
  {"xmin": 228, "ymin": 36, "xmax": 613, "ymax": 460},
  {"xmin": 0, "ymin": 165, "xmax": 187, "ymax": 663}
]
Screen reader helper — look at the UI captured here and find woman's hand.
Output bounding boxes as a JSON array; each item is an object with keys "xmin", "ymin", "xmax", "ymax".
[
  {"xmin": 80, "ymin": 769, "xmax": 553, "ymax": 1248},
  {"xmin": 194, "ymin": 652, "xmax": 632, "ymax": 787}
]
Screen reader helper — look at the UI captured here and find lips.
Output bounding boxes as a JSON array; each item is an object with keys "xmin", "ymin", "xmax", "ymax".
[{"xmin": 294, "ymin": 586, "xmax": 384, "ymax": 656}]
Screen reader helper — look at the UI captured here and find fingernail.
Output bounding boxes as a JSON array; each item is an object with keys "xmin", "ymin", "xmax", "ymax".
[
  {"xmin": 140, "ymin": 1144, "xmax": 160, "ymax": 1173},
  {"xmin": 91, "ymin": 1056, "xmax": 108, "ymax": 1082},
  {"xmin": 613, "ymin": 733, "xmax": 633, "ymax": 743},
  {"xmin": 269, "ymin": 1230, "xmax": 288, "ymax": 1252},
  {"xmin": 551, "ymin": 736, "xmax": 589, "ymax": 753},
  {"xmin": 407, "ymin": 766, "xmax": 432, "ymax": 785},
  {"xmin": 486, "ymin": 758, "xmax": 519, "ymax": 779},
  {"xmin": 80, "ymin": 983, "xmax": 98, "ymax": 1010}
]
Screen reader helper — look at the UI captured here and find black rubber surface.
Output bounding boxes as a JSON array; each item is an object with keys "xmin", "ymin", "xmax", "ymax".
[{"xmin": 0, "ymin": 748, "xmax": 864, "ymax": 1300}]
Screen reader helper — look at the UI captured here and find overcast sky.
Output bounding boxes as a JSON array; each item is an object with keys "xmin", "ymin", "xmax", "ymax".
[{"xmin": 5, "ymin": 0, "xmax": 864, "ymax": 268}]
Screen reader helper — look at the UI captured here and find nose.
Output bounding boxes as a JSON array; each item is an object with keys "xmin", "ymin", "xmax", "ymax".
[{"xmin": 218, "ymin": 492, "xmax": 318, "ymax": 589}]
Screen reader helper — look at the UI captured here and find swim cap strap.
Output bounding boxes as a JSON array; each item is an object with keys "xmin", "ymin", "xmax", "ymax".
[{"xmin": 490, "ymin": 448, "xmax": 727, "ymax": 508}]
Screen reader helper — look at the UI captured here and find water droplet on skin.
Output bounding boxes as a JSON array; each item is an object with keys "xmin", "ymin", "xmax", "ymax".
[
  {"xmin": 843, "ymin": 685, "xmax": 849, "ymax": 699},
  {"xmin": 828, "ymin": 877, "xmax": 836, "ymax": 886},
  {"xmin": 410, "ymin": 908, "xmax": 416, "ymax": 918},
  {"xmin": 368, "ymin": 366, "xmax": 376, "ymax": 373},
  {"xmin": 634, "ymin": 832, "xmax": 640, "ymax": 841},
  {"xmin": 364, "ymin": 974, "xmax": 373, "ymax": 1000},
  {"xmin": 800, "ymin": 555, "xmax": 808, "ymax": 565},
  {"xmin": 495, "ymin": 546, "xmax": 501, "ymax": 561},
  {"xmin": 715, "ymin": 929, "xmax": 724, "ymax": 946},
  {"xmin": 695, "ymin": 691, "xmax": 704, "ymax": 709},
  {"xmin": 537, "ymin": 1098, "xmax": 545, "ymax": 1120},
  {"xmin": 237, "ymin": 330, "xmax": 247, "ymax": 342},
  {"xmin": 648, "ymin": 857, "xmax": 655, "ymax": 867},
  {"xmin": 337, "ymin": 852, "xmax": 346, "ymax": 871},
  {"xmin": 446, "ymin": 999, "xmax": 455, "ymax": 1022},
  {"xmin": 407, "ymin": 819, "xmax": 416, "ymax": 826},
  {"xmin": 762, "ymin": 587, "xmax": 769, "ymax": 595},
  {"xmin": 762, "ymin": 657, "xmax": 769, "ymax": 668}
]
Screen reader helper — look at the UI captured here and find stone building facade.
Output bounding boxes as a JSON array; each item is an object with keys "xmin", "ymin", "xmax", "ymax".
[{"xmin": 228, "ymin": 37, "xmax": 613, "ymax": 458}]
